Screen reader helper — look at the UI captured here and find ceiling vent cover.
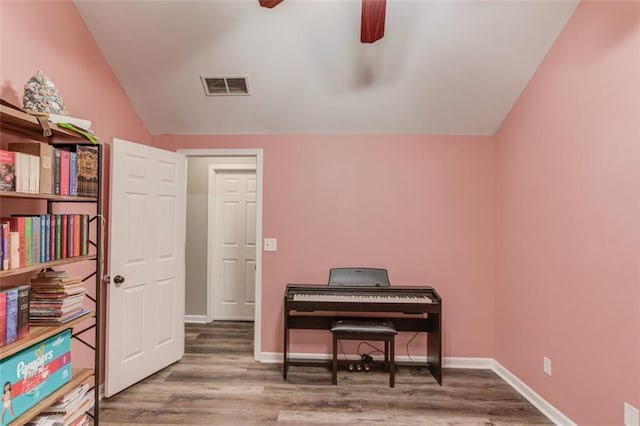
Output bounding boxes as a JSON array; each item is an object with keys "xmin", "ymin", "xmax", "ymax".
[{"xmin": 201, "ymin": 76, "xmax": 250, "ymax": 96}]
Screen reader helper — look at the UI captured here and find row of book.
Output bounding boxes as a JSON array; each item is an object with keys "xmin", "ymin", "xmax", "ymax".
[
  {"xmin": 0, "ymin": 285, "xmax": 30, "ymax": 347},
  {"xmin": 27, "ymin": 383, "xmax": 94, "ymax": 426},
  {"xmin": 0, "ymin": 214, "xmax": 90, "ymax": 271},
  {"xmin": 0, "ymin": 142, "xmax": 98, "ymax": 198}
]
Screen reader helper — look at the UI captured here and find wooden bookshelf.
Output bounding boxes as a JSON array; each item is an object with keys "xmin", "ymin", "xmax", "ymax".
[
  {"xmin": 0, "ymin": 104, "xmax": 84, "ymax": 142},
  {"xmin": 0, "ymin": 255, "xmax": 97, "ymax": 278},
  {"xmin": 10, "ymin": 368, "xmax": 94, "ymax": 426},
  {"xmin": 0, "ymin": 311, "xmax": 95, "ymax": 358},
  {"xmin": 0, "ymin": 191, "xmax": 97, "ymax": 202},
  {"xmin": 1, "ymin": 97, "xmax": 102, "ymax": 424}
]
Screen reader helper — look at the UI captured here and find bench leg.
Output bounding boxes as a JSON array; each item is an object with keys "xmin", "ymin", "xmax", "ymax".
[
  {"xmin": 332, "ymin": 334, "xmax": 338, "ymax": 385},
  {"xmin": 389, "ymin": 336, "xmax": 395, "ymax": 388}
]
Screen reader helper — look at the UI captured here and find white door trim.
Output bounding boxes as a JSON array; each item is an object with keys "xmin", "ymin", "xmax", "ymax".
[
  {"xmin": 178, "ymin": 149, "xmax": 263, "ymax": 362},
  {"xmin": 208, "ymin": 164, "xmax": 257, "ymax": 322}
]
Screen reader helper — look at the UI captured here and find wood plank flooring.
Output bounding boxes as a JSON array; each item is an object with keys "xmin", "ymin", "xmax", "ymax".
[{"xmin": 100, "ymin": 322, "xmax": 551, "ymax": 425}]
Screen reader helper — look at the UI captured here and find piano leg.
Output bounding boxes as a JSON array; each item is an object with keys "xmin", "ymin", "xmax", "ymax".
[
  {"xmin": 283, "ymin": 307, "xmax": 289, "ymax": 380},
  {"xmin": 427, "ymin": 312, "xmax": 442, "ymax": 385}
]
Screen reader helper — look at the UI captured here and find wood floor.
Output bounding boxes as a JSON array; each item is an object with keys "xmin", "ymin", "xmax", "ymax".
[{"xmin": 100, "ymin": 322, "xmax": 551, "ymax": 425}]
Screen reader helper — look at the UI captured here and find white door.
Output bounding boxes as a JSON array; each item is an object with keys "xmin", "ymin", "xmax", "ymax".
[
  {"xmin": 106, "ymin": 138, "xmax": 186, "ymax": 397},
  {"xmin": 211, "ymin": 169, "xmax": 256, "ymax": 320}
]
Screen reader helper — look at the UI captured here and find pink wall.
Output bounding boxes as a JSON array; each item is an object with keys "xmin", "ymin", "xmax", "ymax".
[
  {"xmin": 494, "ymin": 2, "xmax": 639, "ymax": 424},
  {"xmin": 0, "ymin": 0, "xmax": 151, "ymax": 370},
  {"xmin": 154, "ymin": 134, "xmax": 496, "ymax": 357},
  {"xmin": 3, "ymin": 0, "xmax": 638, "ymax": 423},
  {"xmin": 0, "ymin": 1, "xmax": 150, "ymax": 149}
]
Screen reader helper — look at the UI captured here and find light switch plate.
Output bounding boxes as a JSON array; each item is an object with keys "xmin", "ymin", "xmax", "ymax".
[{"xmin": 264, "ymin": 238, "xmax": 277, "ymax": 251}]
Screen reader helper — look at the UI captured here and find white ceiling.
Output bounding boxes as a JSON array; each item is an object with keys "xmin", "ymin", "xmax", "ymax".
[{"xmin": 74, "ymin": 0, "xmax": 578, "ymax": 135}]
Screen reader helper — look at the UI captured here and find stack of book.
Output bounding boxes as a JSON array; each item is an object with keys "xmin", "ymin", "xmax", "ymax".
[
  {"xmin": 27, "ymin": 383, "xmax": 93, "ymax": 426},
  {"xmin": 29, "ymin": 271, "xmax": 90, "ymax": 325}
]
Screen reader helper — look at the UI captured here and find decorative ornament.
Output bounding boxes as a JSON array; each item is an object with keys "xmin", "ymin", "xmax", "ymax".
[{"xmin": 22, "ymin": 70, "xmax": 67, "ymax": 115}]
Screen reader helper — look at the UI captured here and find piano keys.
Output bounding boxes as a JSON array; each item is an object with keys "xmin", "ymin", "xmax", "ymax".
[{"xmin": 283, "ymin": 283, "xmax": 443, "ymax": 385}]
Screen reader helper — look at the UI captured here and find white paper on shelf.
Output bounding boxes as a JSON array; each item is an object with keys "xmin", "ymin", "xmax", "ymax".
[{"xmin": 48, "ymin": 113, "xmax": 92, "ymax": 130}]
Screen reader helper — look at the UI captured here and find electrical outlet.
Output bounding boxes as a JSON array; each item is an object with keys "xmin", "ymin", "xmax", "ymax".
[
  {"xmin": 625, "ymin": 403, "xmax": 639, "ymax": 426},
  {"xmin": 543, "ymin": 357, "xmax": 552, "ymax": 376}
]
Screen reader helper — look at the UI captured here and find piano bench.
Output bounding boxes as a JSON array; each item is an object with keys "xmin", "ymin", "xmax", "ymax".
[{"xmin": 330, "ymin": 320, "xmax": 397, "ymax": 388}]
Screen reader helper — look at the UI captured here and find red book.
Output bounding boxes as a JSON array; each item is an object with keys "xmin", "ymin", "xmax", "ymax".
[
  {"xmin": 0, "ymin": 291, "xmax": 6, "ymax": 347},
  {"xmin": 60, "ymin": 149, "xmax": 70, "ymax": 195},
  {"xmin": 61, "ymin": 214, "xmax": 68, "ymax": 258}
]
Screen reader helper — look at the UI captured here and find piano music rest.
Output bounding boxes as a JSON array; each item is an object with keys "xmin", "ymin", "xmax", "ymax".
[{"xmin": 331, "ymin": 319, "xmax": 397, "ymax": 387}]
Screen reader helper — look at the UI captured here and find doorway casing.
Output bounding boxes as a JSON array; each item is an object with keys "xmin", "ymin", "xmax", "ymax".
[{"xmin": 179, "ymin": 148, "xmax": 263, "ymax": 361}]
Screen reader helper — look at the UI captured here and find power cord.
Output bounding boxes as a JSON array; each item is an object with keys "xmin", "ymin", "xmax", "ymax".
[{"xmin": 405, "ymin": 331, "xmax": 420, "ymax": 362}]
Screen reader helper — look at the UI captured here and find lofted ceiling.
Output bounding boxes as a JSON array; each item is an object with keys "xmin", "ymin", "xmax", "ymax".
[{"xmin": 73, "ymin": 0, "xmax": 578, "ymax": 135}]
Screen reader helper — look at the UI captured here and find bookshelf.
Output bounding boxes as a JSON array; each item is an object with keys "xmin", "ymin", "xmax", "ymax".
[
  {"xmin": 0, "ymin": 104, "xmax": 102, "ymax": 425},
  {"xmin": 0, "ymin": 104, "xmax": 82, "ymax": 142}
]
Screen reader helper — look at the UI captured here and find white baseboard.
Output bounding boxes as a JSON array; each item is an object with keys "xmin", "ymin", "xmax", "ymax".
[
  {"xmin": 184, "ymin": 315, "xmax": 208, "ymax": 324},
  {"xmin": 491, "ymin": 360, "xmax": 576, "ymax": 426},
  {"xmin": 443, "ymin": 356, "xmax": 493, "ymax": 369},
  {"xmin": 259, "ymin": 352, "xmax": 574, "ymax": 425},
  {"xmin": 259, "ymin": 352, "xmax": 492, "ymax": 368}
]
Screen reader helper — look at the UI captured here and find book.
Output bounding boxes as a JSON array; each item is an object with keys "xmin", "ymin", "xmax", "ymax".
[
  {"xmin": 44, "ymin": 214, "xmax": 51, "ymax": 262},
  {"xmin": 55, "ymin": 214, "xmax": 62, "ymax": 260},
  {"xmin": 53, "ymin": 148, "xmax": 61, "ymax": 194},
  {"xmin": 5, "ymin": 287, "xmax": 18, "ymax": 344},
  {"xmin": 50, "ymin": 214, "xmax": 57, "ymax": 260},
  {"xmin": 9, "ymin": 231, "xmax": 20, "ymax": 269},
  {"xmin": 31, "ymin": 215, "xmax": 41, "ymax": 264},
  {"xmin": 14, "ymin": 151, "xmax": 30, "ymax": 193},
  {"xmin": 61, "ymin": 214, "xmax": 68, "ymax": 258},
  {"xmin": 0, "ymin": 223, "xmax": 3, "ymax": 270},
  {"xmin": 0, "ymin": 149, "xmax": 16, "ymax": 191},
  {"xmin": 0, "ymin": 222, "xmax": 7, "ymax": 270},
  {"xmin": 76, "ymin": 145, "xmax": 98, "ymax": 198},
  {"xmin": 29, "ymin": 153, "xmax": 40, "ymax": 194},
  {"xmin": 79, "ymin": 215, "xmax": 89, "ymax": 256},
  {"xmin": 17, "ymin": 285, "xmax": 30, "ymax": 339},
  {"xmin": 0, "ymin": 291, "xmax": 6, "ymax": 347},
  {"xmin": 4, "ymin": 216, "xmax": 26, "ymax": 267},
  {"xmin": 60, "ymin": 149, "xmax": 70, "ymax": 196},
  {"xmin": 24, "ymin": 216, "xmax": 33, "ymax": 265},
  {"xmin": 67, "ymin": 215, "xmax": 74, "ymax": 257},
  {"xmin": 30, "ymin": 274, "xmax": 81, "ymax": 284},
  {"xmin": 69, "ymin": 152, "xmax": 77, "ymax": 196},
  {"xmin": 40, "ymin": 214, "xmax": 47, "ymax": 263},
  {"xmin": 8, "ymin": 141, "xmax": 53, "ymax": 194},
  {"xmin": 34, "ymin": 269, "xmax": 69, "ymax": 279},
  {"xmin": 73, "ymin": 214, "xmax": 81, "ymax": 258}
]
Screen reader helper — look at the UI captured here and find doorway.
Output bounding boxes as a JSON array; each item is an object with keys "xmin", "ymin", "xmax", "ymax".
[
  {"xmin": 179, "ymin": 149, "xmax": 263, "ymax": 361},
  {"xmin": 209, "ymin": 166, "xmax": 256, "ymax": 320}
]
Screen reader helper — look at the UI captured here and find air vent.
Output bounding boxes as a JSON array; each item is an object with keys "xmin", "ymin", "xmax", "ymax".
[{"xmin": 201, "ymin": 76, "xmax": 250, "ymax": 96}]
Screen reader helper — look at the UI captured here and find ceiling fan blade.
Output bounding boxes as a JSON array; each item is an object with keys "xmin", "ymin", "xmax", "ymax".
[
  {"xmin": 259, "ymin": 0, "xmax": 284, "ymax": 8},
  {"xmin": 361, "ymin": 0, "xmax": 386, "ymax": 43}
]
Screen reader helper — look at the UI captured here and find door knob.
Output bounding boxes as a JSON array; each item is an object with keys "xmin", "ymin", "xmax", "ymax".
[{"xmin": 113, "ymin": 275, "xmax": 125, "ymax": 285}]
